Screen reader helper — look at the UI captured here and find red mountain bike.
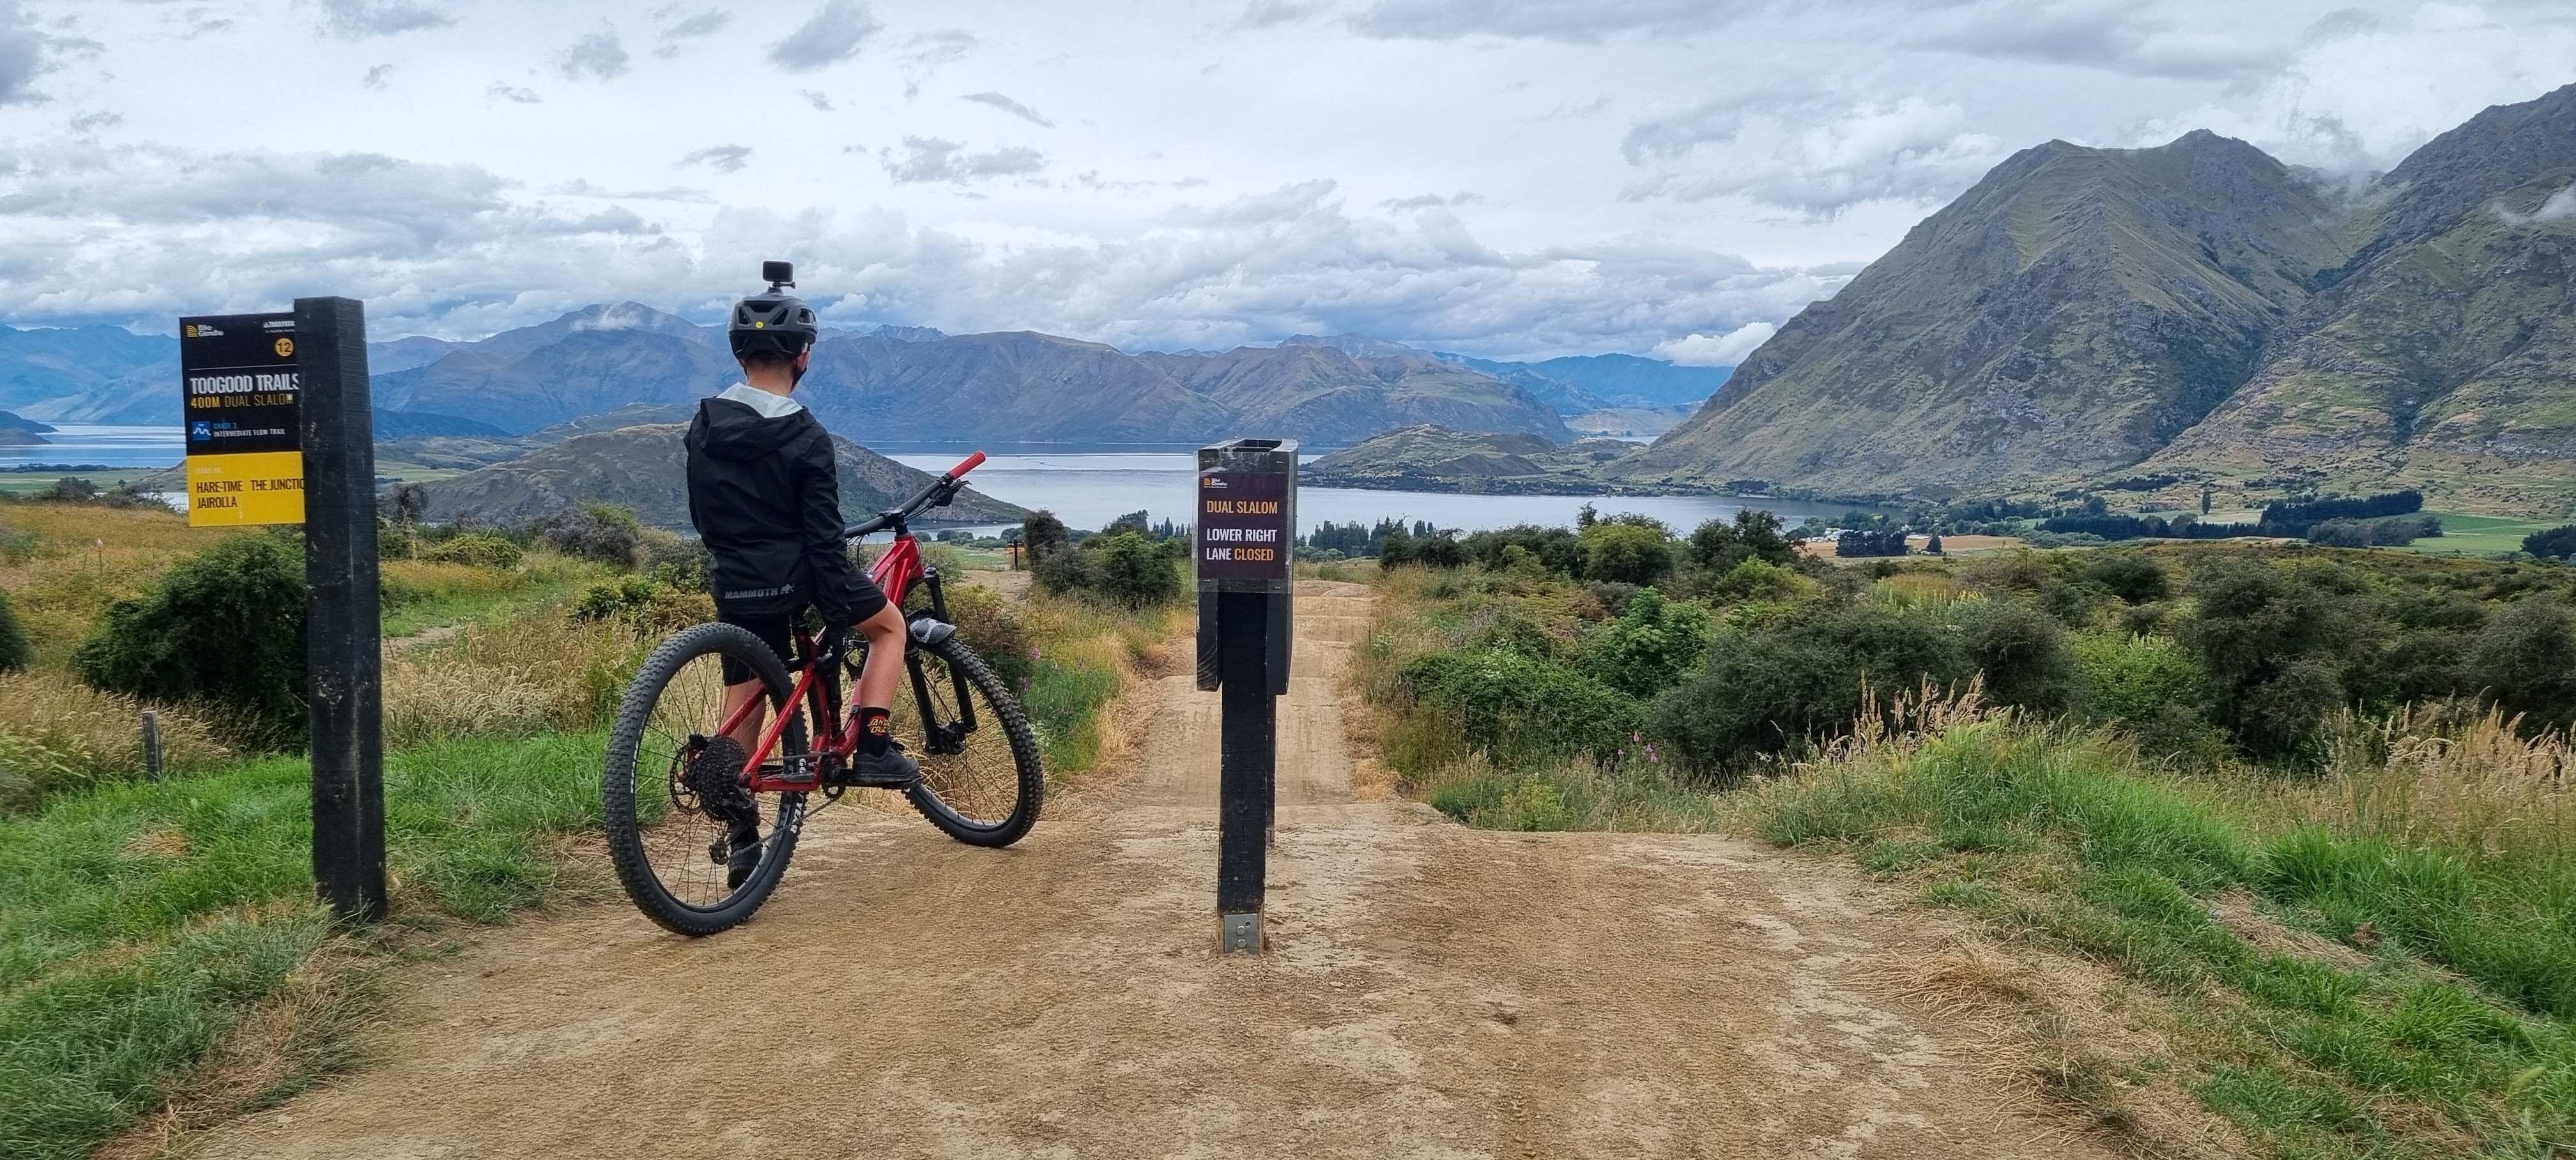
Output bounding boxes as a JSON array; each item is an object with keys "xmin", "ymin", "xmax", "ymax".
[{"xmin": 602, "ymin": 452, "xmax": 1042, "ymax": 935}]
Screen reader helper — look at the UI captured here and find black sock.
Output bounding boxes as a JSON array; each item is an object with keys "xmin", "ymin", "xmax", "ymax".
[{"xmin": 857, "ymin": 707, "xmax": 892, "ymax": 755}]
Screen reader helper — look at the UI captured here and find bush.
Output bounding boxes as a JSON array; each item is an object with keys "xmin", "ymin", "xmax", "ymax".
[
  {"xmin": 74, "ymin": 535, "xmax": 309, "ymax": 747},
  {"xmin": 2180, "ymin": 560, "xmax": 2364, "ymax": 759},
  {"xmin": 0, "ymin": 590, "xmax": 28, "ymax": 673},
  {"xmin": 1400, "ymin": 648, "xmax": 1638, "ymax": 765},
  {"xmin": 1022, "ymin": 510, "xmax": 1070, "ymax": 560},
  {"xmin": 2467, "ymin": 595, "xmax": 2576, "ymax": 731},
  {"xmin": 1687, "ymin": 510, "xmax": 1797, "ymax": 570},
  {"xmin": 1035, "ymin": 530, "xmax": 1183, "ymax": 609},
  {"xmin": 1650, "ymin": 602, "xmax": 1970, "ymax": 771},
  {"xmin": 1708, "ymin": 557, "xmax": 1808, "ymax": 604},
  {"xmin": 1580, "ymin": 522, "xmax": 1673, "ymax": 584},
  {"xmin": 572, "ymin": 574, "xmax": 712, "ymax": 632},
  {"xmin": 1463, "ymin": 524, "xmax": 1582, "ymax": 576},
  {"xmin": 1582, "ymin": 588, "xmax": 1713, "ymax": 698},
  {"xmin": 531, "ymin": 503, "xmax": 641, "ymax": 568},
  {"xmin": 418, "ymin": 533, "xmax": 524, "ymax": 570},
  {"xmin": 1416, "ymin": 531, "xmax": 1468, "ymax": 569},
  {"xmin": 2520, "ymin": 524, "xmax": 2576, "ymax": 560},
  {"xmin": 2069, "ymin": 632, "xmax": 2225, "ymax": 763},
  {"xmin": 1959, "ymin": 599, "xmax": 2078, "ymax": 713},
  {"xmin": 637, "ymin": 528, "xmax": 710, "ymax": 590},
  {"xmin": 2082, "ymin": 555, "xmax": 2170, "ymax": 604}
]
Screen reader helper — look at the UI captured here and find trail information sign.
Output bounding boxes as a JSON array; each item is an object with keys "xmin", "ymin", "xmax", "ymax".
[{"xmin": 180, "ymin": 312, "xmax": 305, "ymax": 526}]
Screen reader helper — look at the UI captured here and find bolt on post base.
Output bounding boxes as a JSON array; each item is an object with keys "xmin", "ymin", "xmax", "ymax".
[{"xmin": 1220, "ymin": 912, "xmax": 1263, "ymax": 955}]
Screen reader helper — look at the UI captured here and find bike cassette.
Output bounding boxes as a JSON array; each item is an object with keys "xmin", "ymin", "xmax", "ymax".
[{"xmin": 682, "ymin": 736, "xmax": 755, "ymax": 826}]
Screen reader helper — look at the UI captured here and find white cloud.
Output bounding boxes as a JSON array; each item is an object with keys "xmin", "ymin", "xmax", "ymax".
[
  {"xmin": 555, "ymin": 27, "xmax": 629, "ymax": 82},
  {"xmin": 677, "ymin": 144, "xmax": 753, "ymax": 172},
  {"xmin": 2494, "ymin": 183, "xmax": 2576, "ymax": 225},
  {"xmin": 1349, "ymin": 0, "xmax": 1742, "ymax": 42},
  {"xmin": 767, "ymin": 1, "xmax": 880, "ymax": 73},
  {"xmin": 1654, "ymin": 322, "xmax": 1774, "ymax": 365},
  {"xmin": 961, "ymin": 90, "xmax": 1052, "ymax": 128},
  {"xmin": 877, "ymin": 137, "xmax": 1045, "ymax": 185},
  {"xmin": 1623, "ymin": 95, "xmax": 2008, "ymax": 214},
  {"xmin": 316, "ymin": 0, "xmax": 454, "ymax": 40}
]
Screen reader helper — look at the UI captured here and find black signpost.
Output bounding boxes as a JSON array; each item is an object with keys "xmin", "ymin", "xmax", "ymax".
[
  {"xmin": 295, "ymin": 297, "xmax": 385, "ymax": 924},
  {"xmin": 1196, "ymin": 439, "xmax": 1296, "ymax": 954}
]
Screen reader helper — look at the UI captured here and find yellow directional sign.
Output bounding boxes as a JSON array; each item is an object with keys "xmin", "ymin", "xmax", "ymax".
[{"xmin": 180, "ymin": 312, "xmax": 305, "ymax": 526}]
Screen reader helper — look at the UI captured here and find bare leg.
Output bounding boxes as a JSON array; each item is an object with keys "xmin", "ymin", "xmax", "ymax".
[
  {"xmin": 721, "ymin": 680, "xmax": 765, "ymax": 753},
  {"xmin": 854, "ymin": 602, "xmax": 907, "ymax": 714}
]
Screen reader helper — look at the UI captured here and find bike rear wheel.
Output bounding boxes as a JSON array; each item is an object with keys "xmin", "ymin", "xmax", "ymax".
[
  {"xmin": 604, "ymin": 622, "xmax": 809, "ymax": 936},
  {"xmin": 894, "ymin": 632, "xmax": 1043, "ymax": 847}
]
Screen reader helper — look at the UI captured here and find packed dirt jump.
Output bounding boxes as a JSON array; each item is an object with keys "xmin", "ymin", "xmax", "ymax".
[{"xmin": 194, "ymin": 580, "xmax": 2104, "ymax": 1159}]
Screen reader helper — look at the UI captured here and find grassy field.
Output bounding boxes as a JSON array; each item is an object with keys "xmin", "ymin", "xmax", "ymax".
[{"xmin": 2401, "ymin": 512, "xmax": 2558, "ymax": 557}]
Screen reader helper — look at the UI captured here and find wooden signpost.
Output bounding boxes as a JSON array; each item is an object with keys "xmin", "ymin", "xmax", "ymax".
[
  {"xmin": 1195, "ymin": 438, "xmax": 1297, "ymax": 954},
  {"xmin": 179, "ymin": 297, "xmax": 385, "ymax": 923}
]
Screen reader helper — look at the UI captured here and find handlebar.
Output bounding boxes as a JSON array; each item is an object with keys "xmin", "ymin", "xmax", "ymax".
[{"xmin": 843, "ymin": 450, "xmax": 988, "ymax": 539}]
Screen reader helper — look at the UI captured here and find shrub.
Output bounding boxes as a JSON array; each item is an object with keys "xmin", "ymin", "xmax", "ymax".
[
  {"xmin": 2180, "ymin": 560, "xmax": 2364, "ymax": 758},
  {"xmin": 1022, "ymin": 509, "xmax": 1070, "ymax": 560},
  {"xmin": 2082, "ymin": 555, "xmax": 2170, "ymax": 604},
  {"xmin": 2520, "ymin": 524, "xmax": 2576, "ymax": 560},
  {"xmin": 74, "ymin": 535, "xmax": 308, "ymax": 747},
  {"xmin": 572, "ymin": 574, "xmax": 713, "ymax": 632},
  {"xmin": 0, "ymin": 590, "xmax": 28, "ymax": 673},
  {"xmin": 1650, "ymin": 602, "xmax": 1970, "ymax": 771},
  {"xmin": 418, "ymin": 533, "xmax": 524, "ymax": 570},
  {"xmin": 1463, "ymin": 524, "xmax": 1582, "ymax": 576},
  {"xmin": 1708, "ymin": 557, "xmax": 1807, "ymax": 604},
  {"xmin": 637, "ymin": 528, "xmax": 710, "ymax": 590},
  {"xmin": 1687, "ymin": 510, "xmax": 1797, "ymax": 570},
  {"xmin": 1583, "ymin": 588, "xmax": 1713, "ymax": 698},
  {"xmin": 1036, "ymin": 530, "xmax": 1183, "ymax": 608},
  {"xmin": 531, "ymin": 503, "xmax": 641, "ymax": 568},
  {"xmin": 1959, "ymin": 599, "xmax": 2078, "ymax": 713},
  {"xmin": 2467, "ymin": 595, "xmax": 2576, "ymax": 731},
  {"xmin": 1416, "ymin": 531, "xmax": 1468, "ymax": 569},
  {"xmin": 1580, "ymin": 522, "xmax": 1673, "ymax": 584},
  {"xmin": 1400, "ymin": 648, "xmax": 1637, "ymax": 765}
]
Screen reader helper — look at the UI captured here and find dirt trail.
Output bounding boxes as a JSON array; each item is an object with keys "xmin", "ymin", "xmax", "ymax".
[{"xmin": 193, "ymin": 581, "xmax": 2101, "ymax": 1160}]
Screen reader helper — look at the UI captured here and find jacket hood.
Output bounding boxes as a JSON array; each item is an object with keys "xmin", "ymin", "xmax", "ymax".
[{"xmin": 693, "ymin": 391, "xmax": 813, "ymax": 460}]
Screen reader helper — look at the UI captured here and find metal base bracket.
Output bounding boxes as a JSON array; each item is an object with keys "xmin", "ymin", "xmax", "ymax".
[{"xmin": 1220, "ymin": 912, "xmax": 1264, "ymax": 955}]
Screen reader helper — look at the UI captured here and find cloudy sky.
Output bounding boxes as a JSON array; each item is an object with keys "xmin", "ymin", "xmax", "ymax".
[{"xmin": 1, "ymin": 0, "xmax": 2570, "ymax": 360}]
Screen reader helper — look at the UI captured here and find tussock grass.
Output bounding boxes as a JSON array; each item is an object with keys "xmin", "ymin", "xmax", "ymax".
[
  {"xmin": 0, "ymin": 673, "xmax": 231, "ymax": 813},
  {"xmin": 384, "ymin": 608, "xmax": 652, "ymax": 745},
  {"xmin": 379, "ymin": 552, "xmax": 601, "ymax": 639},
  {"xmin": 0, "ymin": 731, "xmax": 606, "ymax": 1159}
]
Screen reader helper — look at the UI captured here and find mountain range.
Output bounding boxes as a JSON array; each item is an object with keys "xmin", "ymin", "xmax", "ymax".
[
  {"xmin": 1617, "ymin": 82, "xmax": 2576, "ymax": 514},
  {"xmin": 413, "ymin": 422, "xmax": 1026, "ymax": 530},
  {"xmin": 0, "ymin": 305, "xmax": 1740, "ymax": 452}
]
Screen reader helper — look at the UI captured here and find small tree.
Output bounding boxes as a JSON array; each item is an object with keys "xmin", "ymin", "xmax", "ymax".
[
  {"xmin": 1022, "ymin": 510, "xmax": 1071, "ymax": 560},
  {"xmin": 532, "ymin": 503, "xmax": 643, "ymax": 568},
  {"xmin": 1377, "ymin": 526, "xmax": 1417, "ymax": 567},
  {"xmin": 1580, "ymin": 523, "xmax": 1673, "ymax": 585},
  {"xmin": 1924, "ymin": 533, "xmax": 1945, "ymax": 555}
]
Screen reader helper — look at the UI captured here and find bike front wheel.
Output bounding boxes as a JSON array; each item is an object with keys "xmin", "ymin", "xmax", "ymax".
[
  {"xmin": 603, "ymin": 622, "xmax": 809, "ymax": 936},
  {"xmin": 896, "ymin": 633, "xmax": 1043, "ymax": 847}
]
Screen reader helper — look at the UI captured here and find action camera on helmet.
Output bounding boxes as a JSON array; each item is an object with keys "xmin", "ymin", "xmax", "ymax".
[{"xmin": 730, "ymin": 260, "xmax": 818, "ymax": 365}]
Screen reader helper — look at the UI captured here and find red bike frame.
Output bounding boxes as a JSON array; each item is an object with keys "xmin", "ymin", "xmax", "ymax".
[{"xmin": 711, "ymin": 451, "xmax": 988, "ymax": 793}]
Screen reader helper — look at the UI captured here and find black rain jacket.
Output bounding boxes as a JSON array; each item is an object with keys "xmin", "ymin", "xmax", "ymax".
[{"xmin": 684, "ymin": 393, "xmax": 885, "ymax": 624}]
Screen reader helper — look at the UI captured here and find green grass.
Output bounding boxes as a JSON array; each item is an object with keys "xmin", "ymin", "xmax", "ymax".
[
  {"xmin": 1741, "ymin": 721, "xmax": 2576, "ymax": 1158},
  {"xmin": 379, "ymin": 556, "xmax": 604, "ymax": 639},
  {"xmin": 2393, "ymin": 513, "xmax": 2556, "ymax": 557},
  {"xmin": 0, "ymin": 731, "xmax": 606, "ymax": 1159}
]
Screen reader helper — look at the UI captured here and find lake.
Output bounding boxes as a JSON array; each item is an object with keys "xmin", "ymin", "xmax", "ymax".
[
  {"xmin": 0, "ymin": 424, "xmax": 187, "ymax": 471},
  {"xmin": 13, "ymin": 426, "xmax": 1874, "ymax": 534},
  {"xmin": 876, "ymin": 446, "xmax": 1874, "ymax": 535}
]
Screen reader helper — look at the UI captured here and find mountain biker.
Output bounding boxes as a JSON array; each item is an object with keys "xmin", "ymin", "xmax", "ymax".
[{"xmin": 686, "ymin": 263, "xmax": 917, "ymax": 885}]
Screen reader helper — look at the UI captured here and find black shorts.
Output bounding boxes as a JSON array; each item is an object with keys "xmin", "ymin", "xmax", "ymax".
[{"xmin": 716, "ymin": 607, "xmax": 797, "ymax": 686}]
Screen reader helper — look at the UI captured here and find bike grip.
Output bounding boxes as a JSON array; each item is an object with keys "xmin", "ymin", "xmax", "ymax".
[{"xmin": 947, "ymin": 450, "xmax": 986, "ymax": 478}]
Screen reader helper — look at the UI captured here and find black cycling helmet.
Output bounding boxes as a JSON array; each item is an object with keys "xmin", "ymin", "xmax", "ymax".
[{"xmin": 728, "ymin": 260, "xmax": 818, "ymax": 362}]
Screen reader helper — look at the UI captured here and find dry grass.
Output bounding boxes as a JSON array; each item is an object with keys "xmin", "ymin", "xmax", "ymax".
[
  {"xmin": 0, "ymin": 503, "xmax": 243, "ymax": 668},
  {"xmin": 382, "ymin": 608, "xmax": 651, "ymax": 748},
  {"xmin": 0, "ymin": 671, "xmax": 232, "ymax": 811},
  {"xmin": 2312, "ymin": 703, "xmax": 2573, "ymax": 864}
]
